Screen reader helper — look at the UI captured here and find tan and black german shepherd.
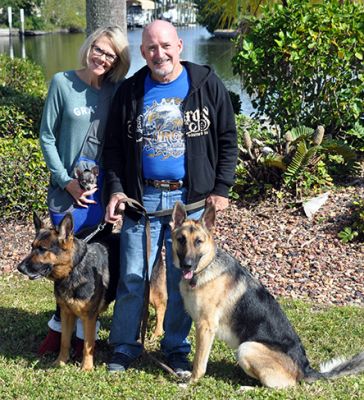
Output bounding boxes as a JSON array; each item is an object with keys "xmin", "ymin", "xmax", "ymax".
[
  {"xmin": 18, "ymin": 212, "xmax": 166, "ymax": 370},
  {"xmin": 170, "ymin": 202, "xmax": 364, "ymax": 388}
]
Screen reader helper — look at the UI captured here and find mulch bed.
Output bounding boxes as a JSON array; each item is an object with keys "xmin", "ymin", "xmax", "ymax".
[{"xmin": 1, "ymin": 186, "xmax": 363, "ymax": 307}]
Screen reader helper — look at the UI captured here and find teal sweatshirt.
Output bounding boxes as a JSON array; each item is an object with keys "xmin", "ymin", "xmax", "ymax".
[{"xmin": 39, "ymin": 70, "xmax": 101, "ymax": 189}]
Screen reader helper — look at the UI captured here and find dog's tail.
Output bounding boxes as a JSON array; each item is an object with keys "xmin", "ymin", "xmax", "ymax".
[{"xmin": 304, "ymin": 351, "xmax": 364, "ymax": 382}]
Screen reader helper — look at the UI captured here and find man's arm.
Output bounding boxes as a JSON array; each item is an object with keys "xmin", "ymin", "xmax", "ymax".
[{"xmin": 209, "ymin": 77, "xmax": 238, "ymax": 210}]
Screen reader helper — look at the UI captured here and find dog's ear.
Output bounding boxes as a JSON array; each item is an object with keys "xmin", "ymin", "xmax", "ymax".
[
  {"xmin": 170, "ymin": 201, "xmax": 187, "ymax": 230},
  {"xmin": 33, "ymin": 212, "xmax": 44, "ymax": 232},
  {"xmin": 75, "ymin": 168, "xmax": 82, "ymax": 178},
  {"xmin": 200, "ymin": 204, "xmax": 216, "ymax": 231},
  {"xmin": 58, "ymin": 213, "xmax": 74, "ymax": 240},
  {"xmin": 91, "ymin": 165, "xmax": 99, "ymax": 176}
]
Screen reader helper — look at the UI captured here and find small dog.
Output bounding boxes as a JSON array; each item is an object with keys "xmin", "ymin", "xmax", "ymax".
[
  {"xmin": 18, "ymin": 213, "xmax": 167, "ymax": 370},
  {"xmin": 75, "ymin": 166, "xmax": 99, "ymax": 191},
  {"xmin": 170, "ymin": 202, "xmax": 364, "ymax": 388}
]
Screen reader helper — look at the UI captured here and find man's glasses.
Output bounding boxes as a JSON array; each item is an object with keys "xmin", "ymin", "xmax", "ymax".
[{"xmin": 91, "ymin": 45, "xmax": 118, "ymax": 63}]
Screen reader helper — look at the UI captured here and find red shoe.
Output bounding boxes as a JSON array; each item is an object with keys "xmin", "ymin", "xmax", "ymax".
[{"xmin": 38, "ymin": 328, "xmax": 61, "ymax": 356}]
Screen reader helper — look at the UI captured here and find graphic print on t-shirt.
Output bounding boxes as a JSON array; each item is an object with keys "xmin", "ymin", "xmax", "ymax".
[
  {"xmin": 143, "ymin": 97, "xmax": 185, "ymax": 160},
  {"xmin": 142, "ymin": 67, "xmax": 189, "ymax": 180}
]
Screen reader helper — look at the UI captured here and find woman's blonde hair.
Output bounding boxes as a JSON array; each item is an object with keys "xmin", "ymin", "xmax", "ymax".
[{"xmin": 79, "ymin": 25, "xmax": 130, "ymax": 82}]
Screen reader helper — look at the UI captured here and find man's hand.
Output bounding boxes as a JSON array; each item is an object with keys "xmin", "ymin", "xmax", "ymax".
[
  {"xmin": 105, "ymin": 193, "xmax": 128, "ymax": 224},
  {"xmin": 206, "ymin": 194, "xmax": 229, "ymax": 212},
  {"xmin": 66, "ymin": 179, "xmax": 97, "ymax": 208}
]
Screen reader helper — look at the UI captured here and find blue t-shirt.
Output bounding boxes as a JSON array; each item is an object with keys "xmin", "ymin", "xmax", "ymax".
[{"xmin": 142, "ymin": 67, "xmax": 190, "ymax": 180}]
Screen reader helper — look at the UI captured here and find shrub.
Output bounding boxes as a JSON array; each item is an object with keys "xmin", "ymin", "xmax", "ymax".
[
  {"xmin": 338, "ymin": 197, "xmax": 364, "ymax": 243},
  {"xmin": 232, "ymin": 0, "xmax": 364, "ymax": 136},
  {"xmin": 0, "ymin": 54, "xmax": 46, "ymax": 138},
  {"xmin": 233, "ymin": 115, "xmax": 358, "ymax": 200},
  {"xmin": 338, "ymin": 122, "xmax": 364, "ymax": 157},
  {"xmin": 228, "ymin": 90, "xmax": 242, "ymax": 114},
  {"xmin": 0, "ymin": 54, "xmax": 47, "ymax": 97},
  {"xmin": 0, "ymin": 103, "xmax": 33, "ymax": 137},
  {"xmin": 0, "ymin": 134, "xmax": 48, "ymax": 221}
]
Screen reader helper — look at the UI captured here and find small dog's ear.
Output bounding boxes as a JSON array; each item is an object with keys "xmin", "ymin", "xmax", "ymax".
[
  {"xmin": 58, "ymin": 213, "xmax": 74, "ymax": 240},
  {"xmin": 33, "ymin": 212, "xmax": 44, "ymax": 232},
  {"xmin": 75, "ymin": 168, "xmax": 82, "ymax": 178},
  {"xmin": 200, "ymin": 204, "xmax": 216, "ymax": 231},
  {"xmin": 91, "ymin": 165, "xmax": 99, "ymax": 176},
  {"xmin": 170, "ymin": 201, "xmax": 187, "ymax": 230}
]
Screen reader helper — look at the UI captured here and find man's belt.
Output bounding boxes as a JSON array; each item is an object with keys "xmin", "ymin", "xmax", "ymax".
[{"xmin": 145, "ymin": 179, "xmax": 183, "ymax": 191}]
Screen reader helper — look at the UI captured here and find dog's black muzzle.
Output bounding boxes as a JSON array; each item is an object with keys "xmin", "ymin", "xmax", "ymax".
[
  {"xmin": 17, "ymin": 259, "xmax": 52, "ymax": 280},
  {"xmin": 180, "ymin": 256, "xmax": 197, "ymax": 271}
]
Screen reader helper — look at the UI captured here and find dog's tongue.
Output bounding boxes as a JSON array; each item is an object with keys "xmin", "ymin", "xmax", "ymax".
[{"xmin": 183, "ymin": 270, "xmax": 194, "ymax": 280}]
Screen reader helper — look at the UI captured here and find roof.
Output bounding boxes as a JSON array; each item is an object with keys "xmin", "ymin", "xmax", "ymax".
[{"xmin": 127, "ymin": 0, "xmax": 155, "ymax": 10}]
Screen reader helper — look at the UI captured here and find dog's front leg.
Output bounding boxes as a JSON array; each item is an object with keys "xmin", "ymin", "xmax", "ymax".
[
  {"xmin": 54, "ymin": 307, "xmax": 75, "ymax": 367},
  {"xmin": 190, "ymin": 319, "xmax": 216, "ymax": 384},
  {"xmin": 80, "ymin": 316, "xmax": 97, "ymax": 371}
]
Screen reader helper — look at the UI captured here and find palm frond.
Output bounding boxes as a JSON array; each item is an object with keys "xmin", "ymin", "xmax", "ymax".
[
  {"xmin": 322, "ymin": 139, "xmax": 357, "ymax": 161},
  {"xmin": 283, "ymin": 141, "xmax": 321, "ymax": 187},
  {"xmin": 289, "ymin": 126, "xmax": 314, "ymax": 145},
  {"xmin": 262, "ymin": 153, "xmax": 287, "ymax": 171}
]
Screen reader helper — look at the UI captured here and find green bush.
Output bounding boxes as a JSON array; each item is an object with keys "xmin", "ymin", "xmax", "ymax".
[
  {"xmin": 0, "ymin": 54, "xmax": 46, "ymax": 138},
  {"xmin": 338, "ymin": 197, "xmax": 364, "ymax": 243},
  {"xmin": 24, "ymin": 15, "xmax": 48, "ymax": 31},
  {"xmin": 0, "ymin": 54, "xmax": 47, "ymax": 97},
  {"xmin": 228, "ymin": 90, "xmax": 242, "ymax": 114},
  {"xmin": 233, "ymin": 115, "xmax": 359, "ymax": 200},
  {"xmin": 0, "ymin": 134, "xmax": 48, "ymax": 221},
  {"xmin": 232, "ymin": 0, "xmax": 364, "ymax": 136},
  {"xmin": 0, "ymin": 103, "xmax": 33, "ymax": 137}
]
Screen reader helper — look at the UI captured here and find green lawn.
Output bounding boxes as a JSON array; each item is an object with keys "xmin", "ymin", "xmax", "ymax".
[{"xmin": 0, "ymin": 276, "xmax": 363, "ymax": 400}]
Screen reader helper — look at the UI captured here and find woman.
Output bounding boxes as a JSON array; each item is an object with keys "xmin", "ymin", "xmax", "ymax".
[{"xmin": 38, "ymin": 26, "xmax": 130, "ymax": 357}]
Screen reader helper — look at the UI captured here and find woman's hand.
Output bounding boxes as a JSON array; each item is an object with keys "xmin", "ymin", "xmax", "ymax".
[{"xmin": 65, "ymin": 179, "xmax": 97, "ymax": 208}]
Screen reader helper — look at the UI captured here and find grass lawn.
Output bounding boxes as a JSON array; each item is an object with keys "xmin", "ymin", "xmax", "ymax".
[{"xmin": 0, "ymin": 275, "xmax": 363, "ymax": 399}]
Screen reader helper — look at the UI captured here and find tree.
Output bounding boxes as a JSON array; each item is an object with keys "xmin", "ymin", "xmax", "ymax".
[
  {"xmin": 232, "ymin": 0, "xmax": 364, "ymax": 134},
  {"xmin": 197, "ymin": 1, "xmax": 362, "ymax": 33},
  {"xmin": 42, "ymin": 0, "xmax": 85, "ymax": 31},
  {"xmin": 195, "ymin": 0, "xmax": 278, "ymax": 33},
  {"xmin": 86, "ymin": 0, "xmax": 127, "ymax": 35}
]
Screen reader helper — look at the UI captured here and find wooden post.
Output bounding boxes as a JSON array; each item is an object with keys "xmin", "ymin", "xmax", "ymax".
[
  {"xmin": 7, "ymin": 7, "xmax": 12, "ymax": 35},
  {"xmin": 20, "ymin": 9, "xmax": 25, "ymax": 38}
]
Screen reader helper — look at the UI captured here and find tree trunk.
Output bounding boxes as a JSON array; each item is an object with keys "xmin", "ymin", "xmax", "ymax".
[{"xmin": 86, "ymin": 0, "xmax": 127, "ymax": 36}]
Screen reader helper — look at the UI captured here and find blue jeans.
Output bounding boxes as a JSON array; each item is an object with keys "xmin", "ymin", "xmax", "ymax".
[{"xmin": 109, "ymin": 186, "xmax": 204, "ymax": 359}]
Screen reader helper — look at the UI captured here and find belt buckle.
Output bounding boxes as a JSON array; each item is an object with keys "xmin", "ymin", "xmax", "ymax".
[{"xmin": 159, "ymin": 181, "xmax": 170, "ymax": 190}]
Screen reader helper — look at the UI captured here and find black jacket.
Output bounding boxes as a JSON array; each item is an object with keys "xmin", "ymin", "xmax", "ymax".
[{"xmin": 103, "ymin": 61, "xmax": 237, "ymax": 206}]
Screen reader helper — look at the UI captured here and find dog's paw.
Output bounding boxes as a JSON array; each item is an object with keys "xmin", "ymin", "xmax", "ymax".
[
  {"xmin": 238, "ymin": 385, "xmax": 255, "ymax": 392},
  {"xmin": 178, "ymin": 383, "xmax": 188, "ymax": 389},
  {"xmin": 53, "ymin": 357, "xmax": 67, "ymax": 367},
  {"xmin": 81, "ymin": 363, "xmax": 94, "ymax": 371},
  {"xmin": 81, "ymin": 358, "xmax": 94, "ymax": 371},
  {"xmin": 175, "ymin": 370, "xmax": 192, "ymax": 382}
]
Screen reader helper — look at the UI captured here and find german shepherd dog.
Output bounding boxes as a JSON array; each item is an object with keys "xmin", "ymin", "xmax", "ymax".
[
  {"xmin": 18, "ymin": 212, "xmax": 167, "ymax": 370},
  {"xmin": 170, "ymin": 202, "xmax": 364, "ymax": 388}
]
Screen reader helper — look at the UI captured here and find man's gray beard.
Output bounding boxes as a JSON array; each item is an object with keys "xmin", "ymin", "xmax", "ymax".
[{"xmin": 153, "ymin": 64, "xmax": 173, "ymax": 79}]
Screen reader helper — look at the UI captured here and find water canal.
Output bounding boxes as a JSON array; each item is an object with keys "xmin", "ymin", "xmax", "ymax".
[{"xmin": 0, "ymin": 26, "xmax": 253, "ymax": 115}]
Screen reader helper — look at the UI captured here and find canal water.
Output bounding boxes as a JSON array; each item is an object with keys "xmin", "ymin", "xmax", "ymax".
[{"xmin": 0, "ymin": 26, "xmax": 253, "ymax": 115}]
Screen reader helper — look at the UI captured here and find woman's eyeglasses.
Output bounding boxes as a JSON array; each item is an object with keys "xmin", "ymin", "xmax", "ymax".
[{"xmin": 92, "ymin": 45, "xmax": 118, "ymax": 63}]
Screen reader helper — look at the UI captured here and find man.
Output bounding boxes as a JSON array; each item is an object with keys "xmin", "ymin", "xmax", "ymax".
[{"xmin": 103, "ymin": 20, "xmax": 237, "ymax": 376}]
